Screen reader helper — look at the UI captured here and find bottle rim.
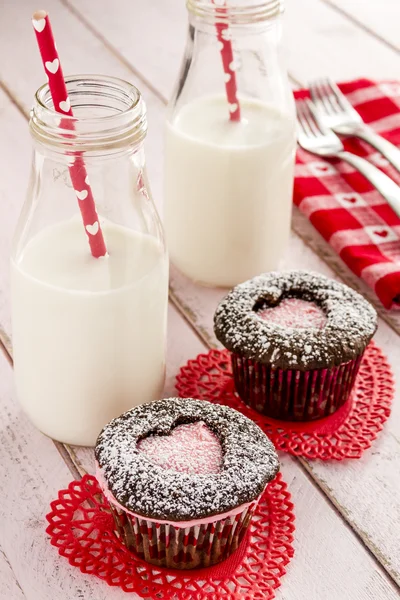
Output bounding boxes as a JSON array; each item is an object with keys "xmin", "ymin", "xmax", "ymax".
[
  {"xmin": 30, "ymin": 75, "xmax": 147, "ymax": 153},
  {"xmin": 186, "ymin": 0, "xmax": 283, "ymax": 24}
]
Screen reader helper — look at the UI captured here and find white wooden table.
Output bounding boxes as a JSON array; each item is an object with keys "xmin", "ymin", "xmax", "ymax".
[{"xmin": 0, "ymin": 1, "xmax": 399, "ymax": 598}]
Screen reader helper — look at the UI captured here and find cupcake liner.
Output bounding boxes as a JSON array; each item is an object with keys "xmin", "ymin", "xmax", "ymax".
[
  {"xmin": 231, "ymin": 352, "xmax": 364, "ymax": 421},
  {"xmin": 109, "ymin": 501, "xmax": 257, "ymax": 569}
]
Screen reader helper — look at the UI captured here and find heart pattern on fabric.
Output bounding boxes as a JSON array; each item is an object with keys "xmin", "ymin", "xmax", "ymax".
[
  {"xmin": 85, "ymin": 175, "xmax": 90, "ymax": 185},
  {"xmin": 45, "ymin": 59, "xmax": 59, "ymax": 74},
  {"xmin": 335, "ymin": 192, "xmax": 366, "ymax": 209},
  {"xmin": 32, "ymin": 18, "xmax": 46, "ymax": 33},
  {"xmin": 309, "ymin": 162, "xmax": 336, "ymax": 177},
  {"xmin": 59, "ymin": 98, "xmax": 71, "ymax": 113},
  {"xmin": 86, "ymin": 222, "xmax": 99, "ymax": 236},
  {"xmin": 224, "ymin": 72, "xmax": 231, "ymax": 83},
  {"xmin": 365, "ymin": 225, "xmax": 398, "ymax": 245},
  {"xmin": 342, "ymin": 195, "xmax": 358, "ymax": 204},
  {"xmin": 76, "ymin": 190, "xmax": 88, "ymax": 201},
  {"xmin": 217, "ymin": 41, "xmax": 224, "ymax": 51},
  {"xmin": 229, "ymin": 103, "xmax": 238, "ymax": 113}
]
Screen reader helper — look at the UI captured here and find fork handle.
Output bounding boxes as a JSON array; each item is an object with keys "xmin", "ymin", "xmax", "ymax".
[
  {"xmin": 337, "ymin": 151, "xmax": 400, "ymax": 217},
  {"xmin": 336, "ymin": 126, "xmax": 400, "ymax": 174}
]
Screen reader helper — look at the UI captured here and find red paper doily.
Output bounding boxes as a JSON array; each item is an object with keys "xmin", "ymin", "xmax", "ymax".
[
  {"xmin": 176, "ymin": 341, "xmax": 393, "ymax": 460},
  {"xmin": 46, "ymin": 474, "xmax": 295, "ymax": 599}
]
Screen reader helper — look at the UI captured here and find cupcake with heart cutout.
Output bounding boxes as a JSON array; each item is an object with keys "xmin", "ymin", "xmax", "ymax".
[
  {"xmin": 214, "ymin": 271, "xmax": 377, "ymax": 421},
  {"xmin": 95, "ymin": 397, "xmax": 279, "ymax": 569}
]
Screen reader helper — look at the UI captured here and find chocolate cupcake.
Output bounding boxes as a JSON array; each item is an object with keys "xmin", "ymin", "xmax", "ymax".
[
  {"xmin": 214, "ymin": 271, "xmax": 377, "ymax": 421},
  {"xmin": 95, "ymin": 397, "xmax": 279, "ymax": 569}
]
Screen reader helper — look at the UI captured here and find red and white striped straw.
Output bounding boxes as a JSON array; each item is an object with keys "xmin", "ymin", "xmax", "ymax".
[
  {"xmin": 32, "ymin": 10, "xmax": 107, "ymax": 258},
  {"xmin": 213, "ymin": 1, "xmax": 241, "ymax": 122}
]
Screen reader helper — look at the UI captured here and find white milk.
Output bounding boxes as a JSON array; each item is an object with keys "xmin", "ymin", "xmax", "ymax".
[
  {"xmin": 11, "ymin": 217, "xmax": 168, "ymax": 446},
  {"xmin": 164, "ymin": 95, "xmax": 296, "ymax": 286}
]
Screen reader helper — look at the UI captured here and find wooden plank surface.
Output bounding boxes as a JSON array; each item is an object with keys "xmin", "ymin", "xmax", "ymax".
[
  {"xmin": 284, "ymin": 0, "xmax": 399, "ymax": 82},
  {"xmin": 170, "ymin": 260, "xmax": 400, "ymax": 581},
  {"xmin": 0, "ymin": 349, "xmax": 135, "ymax": 600},
  {"xmin": 0, "ymin": 548, "xmax": 25, "ymax": 600},
  {"xmin": 0, "ymin": 0, "xmax": 399, "ymax": 597},
  {"xmin": 0, "ymin": 0, "xmax": 166, "ymax": 211},
  {"xmin": 54, "ymin": 311, "xmax": 400, "ymax": 600},
  {"xmin": 324, "ymin": 0, "xmax": 400, "ymax": 52},
  {"xmin": 65, "ymin": 0, "xmax": 400, "ymax": 94},
  {"xmin": 62, "ymin": 0, "xmax": 400, "ymax": 584},
  {"xmin": 0, "ymin": 338, "xmax": 399, "ymax": 600},
  {"xmin": 62, "ymin": 0, "xmax": 400, "ymax": 334},
  {"xmin": 0, "ymin": 81, "xmax": 399, "ymax": 600}
]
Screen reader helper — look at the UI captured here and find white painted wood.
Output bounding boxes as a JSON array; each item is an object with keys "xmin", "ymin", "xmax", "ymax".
[
  {"xmin": 61, "ymin": 0, "xmax": 400, "ymax": 335},
  {"xmin": 0, "ymin": 351, "xmax": 136, "ymax": 599},
  {"xmin": 326, "ymin": 0, "xmax": 400, "ymax": 52},
  {"xmin": 57, "ymin": 3, "xmax": 400, "ymax": 579},
  {"xmin": 0, "ymin": 88, "xmax": 397, "ymax": 595},
  {"xmin": 66, "ymin": 0, "xmax": 400, "ymax": 95},
  {"xmin": 0, "ymin": 0, "xmax": 167, "ymax": 212},
  {"xmin": 0, "ymin": 547, "xmax": 25, "ymax": 600},
  {"xmin": 283, "ymin": 0, "xmax": 399, "ymax": 82},
  {"xmin": 64, "ymin": 0, "xmax": 186, "ymax": 101},
  {"xmin": 169, "ymin": 247, "xmax": 400, "ymax": 582},
  {"xmin": 0, "ymin": 1, "xmax": 399, "ymax": 597},
  {"xmin": 64, "ymin": 303, "xmax": 400, "ymax": 600}
]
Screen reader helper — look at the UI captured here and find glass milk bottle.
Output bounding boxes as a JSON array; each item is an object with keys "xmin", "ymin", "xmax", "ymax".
[
  {"xmin": 164, "ymin": 0, "xmax": 296, "ymax": 286},
  {"xmin": 11, "ymin": 76, "xmax": 169, "ymax": 446}
]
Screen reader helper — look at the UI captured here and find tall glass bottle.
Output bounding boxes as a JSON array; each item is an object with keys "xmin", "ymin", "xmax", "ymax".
[
  {"xmin": 165, "ymin": 0, "xmax": 296, "ymax": 287},
  {"xmin": 11, "ymin": 76, "xmax": 169, "ymax": 446}
]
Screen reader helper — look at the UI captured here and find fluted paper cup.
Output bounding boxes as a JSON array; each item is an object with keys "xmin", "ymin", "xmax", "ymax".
[
  {"xmin": 109, "ymin": 500, "xmax": 257, "ymax": 569},
  {"xmin": 231, "ymin": 353, "xmax": 364, "ymax": 421}
]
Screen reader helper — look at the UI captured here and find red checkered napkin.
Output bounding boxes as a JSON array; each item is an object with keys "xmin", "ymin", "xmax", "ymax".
[{"xmin": 294, "ymin": 79, "xmax": 400, "ymax": 309}]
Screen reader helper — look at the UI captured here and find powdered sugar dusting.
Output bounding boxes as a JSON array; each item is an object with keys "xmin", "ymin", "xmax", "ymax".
[
  {"xmin": 95, "ymin": 398, "xmax": 279, "ymax": 522},
  {"xmin": 257, "ymin": 297, "xmax": 327, "ymax": 329},
  {"xmin": 214, "ymin": 271, "xmax": 377, "ymax": 370},
  {"xmin": 137, "ymin": 421, "xmax": 222, "ymax": 475}
]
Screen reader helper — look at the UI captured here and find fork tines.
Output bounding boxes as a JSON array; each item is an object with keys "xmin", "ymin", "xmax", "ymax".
[
  {"xmin": 309, "ymin": 77, "xmax": 360, "ymax": 119},
  {"xmin": 296, "ymin": 98, "xmax": 321, "ymax": 137}
]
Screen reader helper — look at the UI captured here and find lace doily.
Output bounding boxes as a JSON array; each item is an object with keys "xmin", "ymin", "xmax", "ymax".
[
  {"xmin": 46, "ymin": 474, "xmax": 295, "ymax": 598},
  {"xmin": 176, "ymin": 341, "xmax": 393, "ymax": 460}
]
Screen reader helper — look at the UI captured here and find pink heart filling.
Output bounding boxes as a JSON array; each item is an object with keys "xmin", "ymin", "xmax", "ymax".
[
  {"xmin": 137, "ymin": 421, "xmax": 223, "ymax": 475},
  {"xmin": 257, "ymin": 297, "xmax": 327, "ymax": 329}
]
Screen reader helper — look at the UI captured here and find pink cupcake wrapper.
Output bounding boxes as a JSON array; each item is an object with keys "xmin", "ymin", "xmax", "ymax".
[
  {"xmin": 231, "ymin": 353, "xmax": 364, "ymax": 421},
  {"xmin": 109, "ymin": 501, "xmax": 257, "ymax": 569}
]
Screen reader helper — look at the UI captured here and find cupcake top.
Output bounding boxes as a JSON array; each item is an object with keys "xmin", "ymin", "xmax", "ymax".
[
  {"xmin": 214, "ymin": 270, "xmax": 377, "ymax": 370},
  {"xmin": 95, "ymin": 398, "xmax": 279, "ymax": 522}
]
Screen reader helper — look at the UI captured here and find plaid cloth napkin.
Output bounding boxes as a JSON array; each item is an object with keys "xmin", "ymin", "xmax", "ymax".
[{"xmin": 294, "ymin": 79, "xmax": 400, "ymax": 309}]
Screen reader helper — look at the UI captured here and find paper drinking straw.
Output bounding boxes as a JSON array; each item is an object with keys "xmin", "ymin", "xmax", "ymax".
[
  {"xmin": 32, "ymin": 10, "xmax": 107, "ymax": 258},
  {"xmin": 213, "ymin": 1, "xmax": 241, "ymax": 121}
]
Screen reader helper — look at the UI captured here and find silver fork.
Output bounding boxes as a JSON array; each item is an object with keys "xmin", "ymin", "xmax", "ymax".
[
  {"xmin": 296, "ymin": 99, "xmax": 400, "ymax": 217},
  {"xmin": 309, "ymin": 77, "xmax": 400, "ymax": 173}
]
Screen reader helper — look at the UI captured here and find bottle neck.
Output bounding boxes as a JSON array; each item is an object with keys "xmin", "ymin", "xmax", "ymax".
[
  {"xmin": 168, "ymin": 0, "xmax": 293, "ymax": 127},
  {"xmin": 187, "ymin": 0, "xmax": 283, "ymax": 27},
  {"xmin": 30, "ymin": 75, "xmax": 147, "ymax": 158}
]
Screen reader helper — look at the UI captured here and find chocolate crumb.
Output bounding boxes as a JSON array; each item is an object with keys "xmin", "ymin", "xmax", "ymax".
[
  {"xmin": 95, "ymin": 398, "xmax": 279, "ymax": 521},
  {"xmin": 214, "ymin": 271, "xmax": 377, "ymax": 370}
]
